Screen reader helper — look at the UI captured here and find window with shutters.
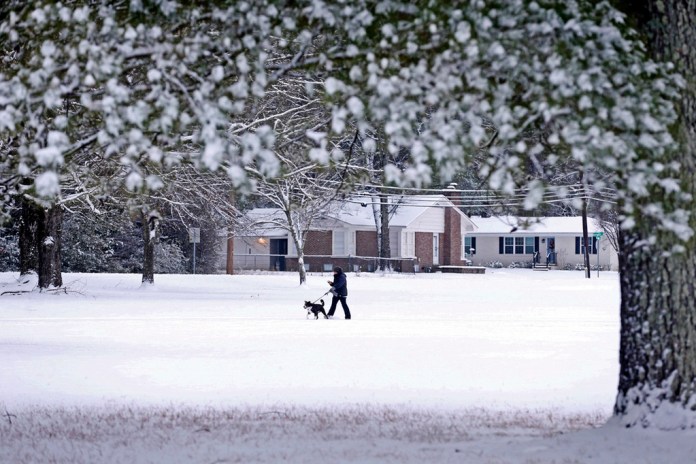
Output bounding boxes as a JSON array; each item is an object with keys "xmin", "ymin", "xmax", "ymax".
[
  {"xmin": 464, "ymin": 236, "xmax": 476, "ymax": 256},
  {"xmin": 575, "ymin": 236, "xmax": 597, "ymax": 255},
  {"xmin": 525, "ymin": 237, "xmax": 536, "ymax": 254},
  {"xmin": 500, "ymin": 236, "xmax": 535, "ymax": 255}
]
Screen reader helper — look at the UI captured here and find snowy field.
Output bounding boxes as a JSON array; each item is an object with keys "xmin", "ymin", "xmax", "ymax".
[{"xmin": 1, "ymin": 270, "xmax": 694, "ymax": 463}]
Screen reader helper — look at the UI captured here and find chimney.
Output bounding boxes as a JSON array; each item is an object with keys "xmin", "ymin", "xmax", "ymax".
[{"xmin": 442, "ymin": 183, "xmax": 462, "ymax": 265}]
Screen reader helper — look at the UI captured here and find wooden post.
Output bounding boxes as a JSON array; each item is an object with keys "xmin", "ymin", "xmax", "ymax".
[{"xmin": 226, "ymin": 236, "xmax": 234, "ymax": 275}]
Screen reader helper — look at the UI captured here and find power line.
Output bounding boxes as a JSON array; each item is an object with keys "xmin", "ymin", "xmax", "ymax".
[
  {"xmin": 338, "ymin": 194, "xmax": 616, "ymax": 210},
  {"xmin": 323, "ymin": 178, "xmax": 617, "ymax": 195}
]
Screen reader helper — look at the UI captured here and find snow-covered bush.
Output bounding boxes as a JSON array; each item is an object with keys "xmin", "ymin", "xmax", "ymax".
[
  {"xmin": 0, "ymin": 233, "xmax": 19, "ymax": 271},
  {"xmin": 486, "ymin": 261, "xmax": 504, "ymax": 269},
  {"xmin": 509, "ymin": 261, "xmax": 534, "ymax": 269}
]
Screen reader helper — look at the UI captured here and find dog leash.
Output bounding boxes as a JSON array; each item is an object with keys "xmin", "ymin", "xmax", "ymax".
[{"xmin": 312, "ymin": 290, "xmax": 331, "ymax": 304}]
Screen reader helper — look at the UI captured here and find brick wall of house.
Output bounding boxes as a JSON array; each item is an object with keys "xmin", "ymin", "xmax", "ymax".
[
  {"xmin": 443, "ymin": 214, "xmax": 453, "ymax": 264},
  {"xmin": 415, "ymin": 232, "xmax": 433, "ymax": 269},
  {"xmin": 356, "ymin": 230, "xmax": 378, "ymax": 257},
  {"xmin": 304, "ymin": 230, "xmax": 332, "ymax": 255},
  {"xmin": 443, "ymin": 190, "xmax": 466, "ymax": 266},
  {"xmin": 446, "ymin": 209, "xmax": 465, "ymax": 265},
  {"xmin": 440, "ymin": 232, "xmax": 446, "ymax": 265}
]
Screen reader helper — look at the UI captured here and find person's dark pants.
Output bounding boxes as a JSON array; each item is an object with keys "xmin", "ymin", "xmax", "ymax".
[{"xmin": 328, "ymin": 296, "xmax": 351, "ymax": 319}]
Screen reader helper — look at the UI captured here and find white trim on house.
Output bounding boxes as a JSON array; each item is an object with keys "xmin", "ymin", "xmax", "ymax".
[{"xmin": 432, "ymin": 234, "xmax": 440, "ymax": 265}]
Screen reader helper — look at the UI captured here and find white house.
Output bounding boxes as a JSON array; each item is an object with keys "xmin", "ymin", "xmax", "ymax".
[{"xmin": 464, "ymin": 216, "xmax": 618, "ymax": 270}]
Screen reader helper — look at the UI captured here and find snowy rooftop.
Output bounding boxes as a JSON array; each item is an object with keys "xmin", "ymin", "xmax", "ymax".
[
  {"xmin": 238, "ymin": 208, "xmax": 288, "ymax": 237},
  {"xmin": 329, "ymin": 194, "xmax": 464, "ymax": 227},
  {"xmin": 470, "ymin": 215, "xmax": 604, "ymax": 235},
  {"xmin": 240, "ymin": 201, "xmax": 601, "ymax": 236},
  {"xmin": 240, "ymin": 195, "xmax": 469, "ymax": 232}
]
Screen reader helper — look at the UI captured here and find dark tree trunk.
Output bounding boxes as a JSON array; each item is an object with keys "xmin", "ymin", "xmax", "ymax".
[
  {"xmin": 19, "ymin": 197, "xmax": 40, "ymax": 276},
  {"xmin": 379, "ymin": 193, "xmax": 390, "ymax": 271},
  {"xmin": 226, "ymin": 235, "xmax": 234, "ymax": 275},
  {"xmin": 581, "ymin": 199, "xmax": 590, "ymax": 279},
  {"xmin": 141, "ymin": 209, "xmax": 160, "ymax": 285},
  {"xmin": 37, "ymin": 205, "xmax": 63, "ymax": 289},
  {"xmin": 613, "ymin": 0, "xmax": 696, "ymax": 427}
]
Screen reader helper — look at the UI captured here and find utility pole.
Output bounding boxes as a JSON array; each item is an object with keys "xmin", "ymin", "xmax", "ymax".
[{"xmin": 581, "ymin": 198, "xmax": 591, "ymax": 279}]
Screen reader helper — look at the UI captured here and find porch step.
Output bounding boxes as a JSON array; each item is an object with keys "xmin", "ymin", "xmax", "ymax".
[{"xmin": 533, "ymin": 264, "xmax": 550, "ymax": 271}]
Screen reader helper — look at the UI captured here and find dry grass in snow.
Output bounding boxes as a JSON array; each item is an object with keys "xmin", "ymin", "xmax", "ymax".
[{"xmin": 0, "ymin": 404, "xmax": 608, "ymax": 464}]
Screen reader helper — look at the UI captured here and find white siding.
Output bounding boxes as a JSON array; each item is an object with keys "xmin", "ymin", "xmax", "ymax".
[
  {"xmin": 405, "ymin": 207, "xmax": 444, "ymax": 233},
  {"xmin": 232, "ymin": 236, "xmax": 273, "ymax": 271},
  {"xmin": 234, "ymin": 236, "xmax": 270, "ymax": 255}
]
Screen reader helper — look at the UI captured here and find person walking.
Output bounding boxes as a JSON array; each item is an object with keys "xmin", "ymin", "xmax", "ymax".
[{"xmin": 327, "ymin": 266, "xmax": 351, "ymax": 319}]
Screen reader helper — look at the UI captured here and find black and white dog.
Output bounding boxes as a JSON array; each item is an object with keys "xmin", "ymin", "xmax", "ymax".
[{"xmin": 304, "ymin": 299, "xmax": 328, "ymax": 319}]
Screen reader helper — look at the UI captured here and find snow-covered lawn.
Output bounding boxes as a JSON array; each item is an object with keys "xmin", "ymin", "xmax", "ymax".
[{"xmin": 1, "ymin": 270, "xmax": 693, "ymax": 463}]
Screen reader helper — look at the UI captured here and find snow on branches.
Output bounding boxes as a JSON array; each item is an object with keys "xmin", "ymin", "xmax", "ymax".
[
  {"xmin": 0, "ymin": 0, "xmax": 282, "ymax": 201},
  {"xmin": 0, "ymin": 0, "xmax": 687, "ymax": 240}
]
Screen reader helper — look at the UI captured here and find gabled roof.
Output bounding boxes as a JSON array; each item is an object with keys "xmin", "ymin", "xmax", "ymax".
[
  {"xmin": 238, "ymin": 208, "xmax": 288, "ymax": 237},
  {"xmin": 469, "ymin": 215, "xmax": 603, "ymax": 235},
  {"xmin": 329, "ymin": 194, "xmax": 472, "ymax": 228}
]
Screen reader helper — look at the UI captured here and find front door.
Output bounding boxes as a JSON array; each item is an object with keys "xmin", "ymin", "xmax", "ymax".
[
  {"xmin": 545, "ymin": 236, "xmax": 556, "ymax": 265},
  {"xmin": 270, "ymin": 238, "xmax": 288, "ymax": 271},
  {"xmin": 432, "ymin": 234, "xmax": 440, "ymax": 265}
]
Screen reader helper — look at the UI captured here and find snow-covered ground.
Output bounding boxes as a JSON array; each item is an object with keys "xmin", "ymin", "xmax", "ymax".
[{"xmin": 1, "ymin": 270, "xmax": 693, "ymax": 463}]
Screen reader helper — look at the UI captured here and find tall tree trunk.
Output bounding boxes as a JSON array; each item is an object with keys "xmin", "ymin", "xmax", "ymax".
[
  {"xmin": 285, "ymin": 212, "xmax": 307, "ymax": 285},
  {"xmin": 614, "ymin": 0, "xmax": 696, "ymax": 427},
  {"xmin": 226, "ymin": 234, "xmax": 234, "ymax": 275},
  {"xmin": 19, "ymin": 196, "xmax": 40, "ymax": 276},
  {"xmin": 37, "ymin": 204, "xmax": 63, "ymax": 289},
  {"xmin": 141, "ymin": 209, "xmax": 160, "ymax": 285},
  {"xmin": 379, "ymin": 192, "xmax": 390, "ymax": 271},
  {"xmin": 581, "ymin": 198, "xmax": 591, "ymax": 279},
  {"xmin": 296, "ymin": 250, "xmax": 307, "ymax": 285}
]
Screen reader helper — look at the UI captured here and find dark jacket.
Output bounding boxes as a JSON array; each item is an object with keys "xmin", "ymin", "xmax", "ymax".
[{"xmin": 332, "ymin": 271, "xmax": 348, "ymax": 297}]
